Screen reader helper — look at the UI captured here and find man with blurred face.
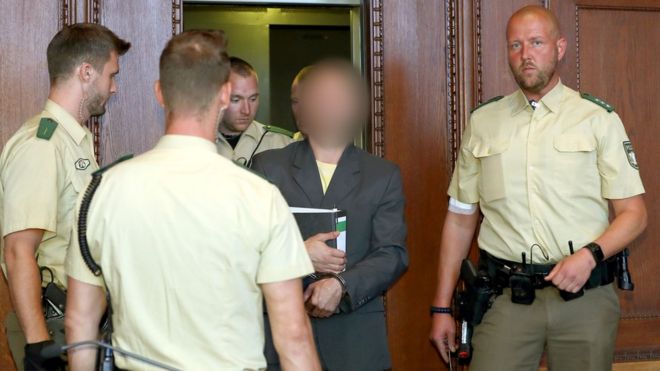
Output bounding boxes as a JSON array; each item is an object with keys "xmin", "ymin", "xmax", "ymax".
[
  {"xmin": 430, "ymin": 6, "xmax": 646, "ymax": 371},
  {"xmin": 0, "ymin": 23, "xmax": 130, "ymax": 371},
  {"xmin": 252, "ymin": 59, "xmax": 408, "ymax": 371},
  {"xmin": 217, "ymin": 57, "xmax": 294, "ymax": 166},
  {"xmin": 64, "ymin": 31, "xmax": 320, "ymax": 371}
]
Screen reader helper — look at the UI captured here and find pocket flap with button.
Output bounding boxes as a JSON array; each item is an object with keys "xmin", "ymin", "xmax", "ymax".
[
  {"xmin": 467, "ymin": 138, "xmax": 510, "ymax": 202},
  {"xmin": 553, "ymin": 135, "xmax": 596, "ymax": 152},
  {"xmin": 469, "ymin": 139, "xmax": 510, "ymax": 158}
]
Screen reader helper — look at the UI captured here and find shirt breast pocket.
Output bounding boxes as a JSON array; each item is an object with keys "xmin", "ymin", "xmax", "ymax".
[
  {"xmin": 470, "ymin": 139, "xmax": 510, "ymax": 202},
  {"xmin": 553, "ymin": 134, "xmax": 597, "ymax": 173}
]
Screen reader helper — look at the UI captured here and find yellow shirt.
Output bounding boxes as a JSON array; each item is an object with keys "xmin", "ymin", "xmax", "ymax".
[
  {"xmin": 0, "ymin": 100, "xmax": 98, "ymax": 287},
  {"xmin": 217, "ymin": 120, "xmax": 294, "ymax": 165},
  {"xmin": 316, "ymin": 160, "xmax": 337, "ymax": 194},
  {"xmin": 66, "ymin": 135, "xmax": 313, "ymax": 370},
  {"xmin": 448, "ymin": 82, "xmax": 645, "ymax": 262}
]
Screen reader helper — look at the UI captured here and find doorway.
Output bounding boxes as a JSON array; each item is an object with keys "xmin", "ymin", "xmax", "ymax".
[{"xmin": 183, "ymin": 1, "xmax": 363, "ymax": 137}]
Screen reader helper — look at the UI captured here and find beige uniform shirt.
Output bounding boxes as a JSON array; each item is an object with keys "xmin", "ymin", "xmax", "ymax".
[
  {"xmin": 217, "ymin": 120, "xmax": 294, "ymax": 165},
  {"xmin": 0, "ymin": 100, "xmax": 98, "ymax": 287},
  {"xmin": 66, "ymin": 135, "xmax": 313, "ymax": 370},
  {"xmin": 448, "ymin": 82, "xmax": 645, "ymax": 262}
]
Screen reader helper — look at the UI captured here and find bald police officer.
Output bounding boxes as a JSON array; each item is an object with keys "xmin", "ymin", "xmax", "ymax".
[
  {"xmin": 0, "ymin": 24, "xmax": 130, "ymax": 371},
  {"xmin": 64, "ymin": 31, "xmax": 320, "ymax": 371},
  {"xmin": 430, "ymin": 6, "xmax": 647, "ymax": 371},
  {"xmin": 217, "ymin": 57, "xmax": 294, "ymax": 166}
]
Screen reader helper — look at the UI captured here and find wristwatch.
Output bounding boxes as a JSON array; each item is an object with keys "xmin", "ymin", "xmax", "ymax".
[{"xmin": 584, "ymin": 242, "xmax": 604, "ymax": 264}]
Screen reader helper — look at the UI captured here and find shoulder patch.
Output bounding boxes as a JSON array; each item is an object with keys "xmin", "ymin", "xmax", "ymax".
[
  {"xmin": 264, "ymin": 125, "xmax": 294, "ymax": 138},
  {"xmin": 92, "ymin": 153, "xmax": 134, "ymax": 176},
  {"xmin": 470, "ymin": 96, "xmax": 504, "ymax": 113},
  {"xmin": 36, "ymin": 118, "xmax": 58, "ymax": 140},
  {"xmin": 580, "ymin": 92, "xmax": 615, "ymax": 113}
]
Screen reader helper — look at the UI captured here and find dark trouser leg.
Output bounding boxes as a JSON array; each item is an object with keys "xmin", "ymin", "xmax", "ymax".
[
  {"xmin": 470, "ymin": 288, "xmax": 547, "ymax": 371},
  {"xmin": 546, "ymin": 284, "xmax": 619, "ymax": 371},
  {"xmin": 6, "ymin": 311, "xmax": 25, "ymax": 371}
]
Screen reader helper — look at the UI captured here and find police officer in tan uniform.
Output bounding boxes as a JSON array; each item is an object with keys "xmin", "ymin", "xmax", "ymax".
[
  {"xmin": 217, "ymin": 57, "xmax": 294, "ymax": 166},
  {"xmin": 0, "ymin": 24, "xmax": 130, "ymax": 370},
  {"xmin": 430, "ymin": 6, "xmax": 647, "ymax": 371},
  {"xmin": 64, "ymin": 31, "xmax": 320, "ymax": 371}
]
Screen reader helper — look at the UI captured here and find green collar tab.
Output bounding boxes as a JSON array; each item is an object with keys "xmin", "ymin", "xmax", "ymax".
[
  {"xmin": 581, "ymin": 92, "xmax": 615, "ymax": 113},
  {"xmin": 470, "ymin": 96, "xmax": 504, "ymax": 113},
  {"xmin": 36, "ymin": 118, "xmax": 58, "ymax": 140},
  {"xmin": 264, "ymin": 125, "xmax": 294, "ymax": 138},
  {"xmin": 92, "ymin": 154, "xmax": 134, "ymax": 176}
]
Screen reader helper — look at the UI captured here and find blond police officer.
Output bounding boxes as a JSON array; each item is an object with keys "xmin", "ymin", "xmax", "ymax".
[
  {"xmin": 217, "ymin": 57, "xmax": 294, "ymax": 166},
  {"xmin": 430, "ymin": 6, "xmax": 647, "ymax": 371},
  {"xmin": 0, "ymin": 24, "xmax": 130, "ymax": 370},
  {"xmin": 64, "ymin": 31, "xmax": 321, "ymax": 371}
]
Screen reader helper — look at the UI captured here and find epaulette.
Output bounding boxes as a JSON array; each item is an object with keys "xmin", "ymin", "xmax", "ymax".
[
  {"xmin": 264, "ymin": 125, "xmax": 294, "ymax": 138},
  {"xmin": 92, "ymin": 154, "xmax": 134, "ymax": 176},
  {"xmin": 580, "ymin": 93, "xmax": 615, "ymax": 113},
  {"xmin": 36, "ymin": 118, "xmax": 58, "ymax": 140},
  {"xmin": 470, "ymin": 96, "xmax": 504, "ymax": 113}
]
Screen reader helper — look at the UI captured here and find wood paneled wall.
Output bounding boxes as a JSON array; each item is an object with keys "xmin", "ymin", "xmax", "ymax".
[{"xmin": 0, "ymin": 1, "xmax": 658, "ymax": 370}]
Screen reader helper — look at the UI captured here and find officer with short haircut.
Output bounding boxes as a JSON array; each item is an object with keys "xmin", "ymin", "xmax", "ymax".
[
  {"xmin": 64, "ymin": 31, "xmax": 320, "ymax": 371},
  {"xmin": 0, "ymin": 23, "xmax": 130, "ymax": 371},
  {"xmin": 430, "ymin": 6, "xmax": 647, "ymax": 371},
  {"xmin": 217, "ymin": 57, "xmax": 294, "ymax": 166}
]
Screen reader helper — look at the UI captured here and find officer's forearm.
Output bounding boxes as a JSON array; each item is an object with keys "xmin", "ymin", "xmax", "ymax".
[
  {"xmin": 4, "ymin": 231, "xmax": 50, "ymax": 343},
  {"xmin": 432, "ymin": 210, "xmax": 480, "ymax": 307},
  {"xmin": 66, "ymin": 278, "xmax": 106, "ymax": 371},
  {"xmin": 595, "ymin": 195, "xmax": 647, "ymax": 259},
  {"xmin": 263, "ymin": 279, "xmax": 321, "ymax": 371}
]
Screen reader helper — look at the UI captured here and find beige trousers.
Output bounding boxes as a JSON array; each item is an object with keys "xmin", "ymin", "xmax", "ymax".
[{"xmin": 470, "ymin": 284, "xmax": 620, "ymax": 371}]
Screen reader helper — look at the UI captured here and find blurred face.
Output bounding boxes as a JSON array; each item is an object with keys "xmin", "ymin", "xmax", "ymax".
[
  {"xmin": 86, "ymin": 51, "xmax": 119, "ymax": 116},
  {"xmin": 299, "ymin": 69, "xmax": 363, "ymax": 145},
  {"xmin": 506, "ymin": 11, "xmax": 565, "ymax": 96},
  {"xmin": 219, "ymin": 72, "xmax": 259, "ymax": 135}
]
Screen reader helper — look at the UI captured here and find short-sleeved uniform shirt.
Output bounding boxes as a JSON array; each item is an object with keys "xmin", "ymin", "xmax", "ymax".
[
  {"xmin": 66, "ymin": 135, "xmax": 313, "ymax": 370},
  {"xmin": 448, "ymin": 81, "xmax": 645, "ymax": 262},
  {"xmin": 217, "ymin": 120, "xmax": 294, "ymax": 165},
  {"xmin": 0, "ymin": 100, "xmax": 98, "ymax": 287}
]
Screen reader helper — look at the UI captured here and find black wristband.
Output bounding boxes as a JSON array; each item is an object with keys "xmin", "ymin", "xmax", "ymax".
[
  {"xmin": 430, "ymin": 306, "xmax": 452, "ymax": 315},
  {"xmin": 585, "ymin": 242, "xmax": 604, "ymax": 264}
]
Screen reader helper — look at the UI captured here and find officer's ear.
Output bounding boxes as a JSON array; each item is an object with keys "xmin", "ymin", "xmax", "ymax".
[
  {"xmin": 154, "ymin": 80, "xmax": 165, "ymax": 108},
  {"xmin": 218, "ymin": 81, "xmax": 231, "ymax": 109},
  {"xmin": 556, "ymin": 36, "xmax": 567, "ymax": 62},
  {"xmin": 77, "ymin": 62, "xmax": 96, "ymax": 84}
]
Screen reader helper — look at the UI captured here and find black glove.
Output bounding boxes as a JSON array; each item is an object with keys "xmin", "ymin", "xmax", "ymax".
[{"xmin": 24, "ymin": 340, "xmax": 66, "ymax": 371}]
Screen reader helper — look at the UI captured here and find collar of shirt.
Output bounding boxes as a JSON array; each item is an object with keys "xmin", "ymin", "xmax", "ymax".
[
  {"xmin": 511, "ymin": 79, "xmax": 565, "ymax": 116},
  {"xmin": 216, "ymin": 120, "xmax": 262, "ymax": 145},
  {"xmin": 156, "ymin": 134, "xmax": 218, "ymax": 153},
  {"xmin": 242, "ymin": 120, "xmax": 263, "ymax": 141},
  {"xmin": 44, "ymin": 99, "xmax": 89, "ymax": 145}
]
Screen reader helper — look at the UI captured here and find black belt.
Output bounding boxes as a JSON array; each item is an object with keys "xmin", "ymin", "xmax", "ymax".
[{"xmin": 480, "ymin": 250, "xmax": 616, "ymax": 290}]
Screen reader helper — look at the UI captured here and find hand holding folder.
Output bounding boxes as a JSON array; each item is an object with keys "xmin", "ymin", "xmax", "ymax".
[{"xmin": 290, "ymin": 207, "xmax": 347, "ymax": 274}]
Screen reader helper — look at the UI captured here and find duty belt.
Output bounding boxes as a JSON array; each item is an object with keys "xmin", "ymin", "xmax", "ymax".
[{"xmin": 479, "ymin": 249, "xmax": 616, "ymax": 291}]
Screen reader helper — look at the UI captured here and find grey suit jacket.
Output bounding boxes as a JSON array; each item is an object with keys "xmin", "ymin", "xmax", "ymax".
[{"xmin": 252, "ymin": 141, "xmax": 408, "ymax": 371}]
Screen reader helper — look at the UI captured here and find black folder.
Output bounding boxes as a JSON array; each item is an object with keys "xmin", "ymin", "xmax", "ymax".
[{"xmin": 290, "ymin": 207, "xmax": 347, "ymax": 251}]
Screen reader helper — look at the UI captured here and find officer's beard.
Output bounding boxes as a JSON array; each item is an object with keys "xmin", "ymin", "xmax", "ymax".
[
  {"xmin": 86, "ymin": 85, "xmax": 109, "ymax": 117},
  {"xmin": 512, "ymin": 57, "xmax": 558, "ymax": 94}
]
